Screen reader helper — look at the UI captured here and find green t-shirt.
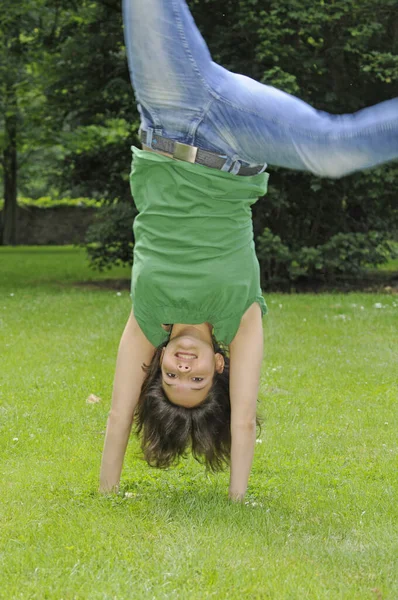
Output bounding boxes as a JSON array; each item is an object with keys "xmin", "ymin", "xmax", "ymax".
[{"xmin": 129, "ymin": 146, "xmax": 269, "ymax": 347}]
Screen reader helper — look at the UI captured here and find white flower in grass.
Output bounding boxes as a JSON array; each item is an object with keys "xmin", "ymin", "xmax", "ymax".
[
  {"xmin": 116, "ymin": 292, "xmax": 122, "ymax": 297},
  {"xmin": 10, "ymin": 293, "xmax": 14, "ymax": 297},
  {"xmin": 374, "ymin": 303, "xmax": 383, "ymax": 309},
  {"xmin": 244, "ymin": 501, "xmax": 264, "ymax": 508},
  {"xmin": 13, "ymin": 437, "xmax": 18, "ymax": 441},
  {"xmin": 125, "ymin": 492, "xmax": 141, "ymax": 499},
  {"xmin": 256, "ymin": 439, "xmax": 263, "ymax": 444}
]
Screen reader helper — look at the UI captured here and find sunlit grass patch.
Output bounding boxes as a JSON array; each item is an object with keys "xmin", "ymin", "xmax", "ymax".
[{"xmin": 0, "ymin": 247, "xmax": 397, "ymax": 598}]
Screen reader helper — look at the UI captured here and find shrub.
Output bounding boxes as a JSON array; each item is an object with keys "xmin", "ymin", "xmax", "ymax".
[
  {"xmin": 256, "ymin": 228, "xmax": 293, "ymax": 282},
  {"xmin": 257, "ymin": 228, "xmax": 396, "ymax": 284},
  {"xmin": 318, "ymin": 232, "xmax": 396, "ymax": 279},
  {"xmin": 84, "ymin": 202, "xmax": 136, "ymax": 271}
]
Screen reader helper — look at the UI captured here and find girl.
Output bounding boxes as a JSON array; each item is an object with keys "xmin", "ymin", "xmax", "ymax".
[{"xmin": 99, "ymin": 0, "xmax": 397, "ymax": 501}]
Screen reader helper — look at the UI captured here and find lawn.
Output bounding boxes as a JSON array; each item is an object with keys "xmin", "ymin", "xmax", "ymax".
[{"xmin": 1, "ymin": 246, "xmax": 397, "ymax": 599}]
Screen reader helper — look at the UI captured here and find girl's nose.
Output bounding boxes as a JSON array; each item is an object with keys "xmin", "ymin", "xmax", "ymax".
[{"xmin": 177, "ymin": 363, "xmax": 191, "ymax": 372}]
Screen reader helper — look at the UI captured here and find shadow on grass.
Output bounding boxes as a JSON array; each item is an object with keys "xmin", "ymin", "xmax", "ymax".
[
  {"xmin": 72, "ymin": 271, "xmax": 398, "ymax": 294},
  {"xmin": 72, "ymin": 278, "xmax": 131, "ymax": 291},
  {"xmin": 271, "ymin": 270, "xmax": 398, "ymax": 294}
]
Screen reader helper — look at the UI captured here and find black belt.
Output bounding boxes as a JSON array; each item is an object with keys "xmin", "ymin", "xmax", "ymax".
[{"xmin": 140, "ymin": 130, "xmax": 264, "ymax": 177}]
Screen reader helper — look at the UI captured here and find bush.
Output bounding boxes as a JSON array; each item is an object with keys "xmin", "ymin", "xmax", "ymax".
[
  {"xmin": 317, "ymin": 232, "xmax": 395, "ymax": 279},
  {"xmin": 256, "ymin": 228, "xmax": 293, "ymax": 281},
  {"xmin": 84, "ymin": 202, "xmax": 136, "ymax": 271},
  {"xmin": 256, "ymin": 229, "xmax": 396, "ymax": 284}
]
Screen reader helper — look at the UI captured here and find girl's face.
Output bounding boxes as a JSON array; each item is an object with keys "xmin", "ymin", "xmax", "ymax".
[{"xmin": 160, "ymin": 334, "xmax": 225, "ymax": 407}]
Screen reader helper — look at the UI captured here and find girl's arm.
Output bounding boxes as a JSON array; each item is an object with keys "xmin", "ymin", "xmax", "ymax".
[
  {"xmin": 228, "ymin": 302, "xmax": 264, "ymax": 501},
  {"xmin": 99, "ymin": 310, "xmax": 156, "ymax": 493}
]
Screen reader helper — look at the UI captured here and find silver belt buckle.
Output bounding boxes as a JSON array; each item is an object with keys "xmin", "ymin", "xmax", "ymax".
[{"xmin": 173, "ymin": 142, "xmax": 198, "ymax": 163}]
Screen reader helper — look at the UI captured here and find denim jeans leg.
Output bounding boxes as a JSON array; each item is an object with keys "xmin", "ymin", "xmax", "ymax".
[
  {"xmin": 200, "ymin": 75, "xmax": 398, "ymax": 177},
  {"xmin": 123, "ymin": 0, "xmax": 398, "ymax": 178},
  {"xmin": 122, "ymin": 0, "xmax": 217, "ymax": 145}
]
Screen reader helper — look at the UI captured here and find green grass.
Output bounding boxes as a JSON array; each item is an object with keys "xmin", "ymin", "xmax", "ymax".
[{"xmin": 1, "ymin": 246, "xmax": 397, "ymax": 599}]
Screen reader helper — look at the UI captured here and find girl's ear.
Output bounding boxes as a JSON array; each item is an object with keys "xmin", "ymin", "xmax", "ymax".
[{"xmin": 215, "ymin": 353, "xmax": 225, "ymax": 374}]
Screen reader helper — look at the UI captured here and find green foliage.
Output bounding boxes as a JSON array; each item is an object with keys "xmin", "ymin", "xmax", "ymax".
[
  {"xmin": 85, "ymin": 202, "xmax": 136, "ymax": 270},
  {"xmin": 257, "ymin": 228, "xmax": 397, "ymax": 283},
  {"xmin": 190, "ymin": 0, "xmax": 398, "ymax": 282},
  {"xmin": 43, "ymin": 0, "xmax": 138, "ymax": 201},
  {"xmin": 313, "ymin": 232, "xmax": 396, "ymax": 278},
  {"xmin": 58, "ymin": 119, "xmax": 138, "ymax": 201},
  {"xmin": 256, "ymin": 228, "xmax": 292, "ymax": 281},
  {"xmin": 1, "ymin": 0, "xmax": 397, "ymax": 277}
]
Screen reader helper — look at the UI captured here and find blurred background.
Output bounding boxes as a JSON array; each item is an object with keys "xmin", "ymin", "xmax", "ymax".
[{"xmin": 1, "ymin": 0, "xmax": 397, "ymax": 286}]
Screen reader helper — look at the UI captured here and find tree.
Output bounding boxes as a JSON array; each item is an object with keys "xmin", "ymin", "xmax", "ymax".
[
  {"xmin": 190, "ymin": 0, "xmax": 398, "ymax": 280},
  {"xmin": 0, "ymin": 1, "xmax": 25, "ymax": 244},
  {"xmin": 43, "ymin": 0, "xmax": 138, "ymax": 202},
  {"xmin": 0, "ymin": 0, "xmax": 83, "ymax": 244},
  {"xmin": 0, "ymin": 0, "xmax": 56, "ymax": 244},
  {"xmin": 1, "ymin": 0, "xmax": 396, "ymax": 280},
  {"xmin": 79, "ymin": 0, "xmax": 398, "ymax": 278}
]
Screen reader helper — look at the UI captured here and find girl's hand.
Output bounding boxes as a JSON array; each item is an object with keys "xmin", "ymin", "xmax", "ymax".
[
  {"xmin": 99, "ymin": 311, "xmax": 156, "ymax": 493},
  {"xmin": 228, "ymin": 302, "xmax": 264, "ymax": 502}
]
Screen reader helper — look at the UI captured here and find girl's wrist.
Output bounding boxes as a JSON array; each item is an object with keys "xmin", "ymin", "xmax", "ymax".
[
  {"xmin": 228, "ymin": 488, "xmax": 246, "ymax": 502},
  {"xmin": 99, "ymin": 479, "xmax": 119, "ymax": 494}
]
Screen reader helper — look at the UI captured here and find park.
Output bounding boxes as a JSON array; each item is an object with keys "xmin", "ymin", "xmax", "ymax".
[{"xmin": 1, "ymin": 0, "xmax": 398, "ymax": 598}]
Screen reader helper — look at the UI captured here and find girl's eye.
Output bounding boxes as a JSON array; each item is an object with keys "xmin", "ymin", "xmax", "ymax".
[{"xmin": 166, "ymin": 373, "xmax": 203, "ymax": 382}]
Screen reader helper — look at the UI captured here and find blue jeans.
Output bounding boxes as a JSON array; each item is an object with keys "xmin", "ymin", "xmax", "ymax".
[{"xmin": 123, "ymin": 0, "xmax": 398, "ymax": 178}]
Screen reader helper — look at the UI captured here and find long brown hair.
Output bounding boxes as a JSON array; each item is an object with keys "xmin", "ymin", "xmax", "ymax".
[{"xmin": 134, "ymin": 333, "xmax": 232, "ymax": 471}]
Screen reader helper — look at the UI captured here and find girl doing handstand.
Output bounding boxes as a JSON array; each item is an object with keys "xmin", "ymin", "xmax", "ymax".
[{"xmin": 100, "ymin": 0, "xmax": 398, "ymax": 501}]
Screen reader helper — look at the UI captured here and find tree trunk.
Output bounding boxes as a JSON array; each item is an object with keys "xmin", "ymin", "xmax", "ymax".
[{"xmin": 2, "ymin": 92, "xmax": 18, "ymax": 246}]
